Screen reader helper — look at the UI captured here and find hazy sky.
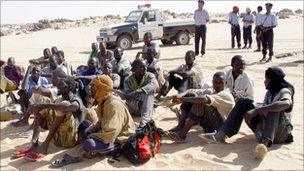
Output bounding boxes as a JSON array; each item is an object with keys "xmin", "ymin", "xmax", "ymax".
[{"xmin": 1, "ymin": 1, "xmax": 303, "ymax": 24}]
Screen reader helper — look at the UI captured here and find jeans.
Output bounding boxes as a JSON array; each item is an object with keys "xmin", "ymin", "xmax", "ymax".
[{"xmin": 221, "ymin": 98, "xmax": 293, "ymax": 147}]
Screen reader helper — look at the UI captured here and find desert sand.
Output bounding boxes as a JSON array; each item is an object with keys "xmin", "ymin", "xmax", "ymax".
[{"xmin": 0, "ymin": 16, "xmax": 303, "ymax": 170}]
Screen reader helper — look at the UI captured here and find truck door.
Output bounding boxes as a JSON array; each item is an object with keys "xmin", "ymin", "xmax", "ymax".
[{"xmin": 138, "ymin": 10, "xmax": 163, "ymax": 41}]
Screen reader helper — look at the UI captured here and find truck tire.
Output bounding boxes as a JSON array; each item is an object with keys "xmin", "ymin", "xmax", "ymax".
[
  {"xmin": 175, "ymin": 31, "xmax": 190, "ymax": 45},
  {"xmin": 116, "ymin": 35, "xmax": 132, "ymax": 50},
  {"xmin": 161, "ymin": 39, "xmax": 174, "ymax": 45}
]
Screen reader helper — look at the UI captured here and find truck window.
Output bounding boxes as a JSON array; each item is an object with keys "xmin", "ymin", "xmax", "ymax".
[
  {"xmin": 125, "ymin": 11, "xmax": 142, "ymax": 23},
  {"xmin": 141, "ymin": 11, "xmax": 156, "ymax": 22}
]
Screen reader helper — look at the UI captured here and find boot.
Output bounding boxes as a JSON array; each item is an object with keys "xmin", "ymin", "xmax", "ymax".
[{"xmin": 266, "ymin": 55, "xmax": 272, "ymax": 62}]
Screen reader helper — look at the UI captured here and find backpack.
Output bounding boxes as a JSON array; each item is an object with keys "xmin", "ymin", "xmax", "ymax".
[{"xmin": 121, "ymin": 120, "xmax": 162, "ymax": 165}]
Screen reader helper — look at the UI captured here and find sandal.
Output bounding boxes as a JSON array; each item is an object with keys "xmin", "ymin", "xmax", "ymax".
[
  {"xmin": 198, "ymin": 131, "xmax": 221, "ymax": 144},
  {"xmin": 23, "ymin": 151, "xmax": 45, "ymax": 162},
  {"xmin": 11, "ymin": 148, "xmax": 31, "ymax": 160},
  {"xmin": 51, "ymin": 153, "xmax": 83, "ymax": 168},
  {"xmin": 166, "ymin": 131, "xmax": 187, "ymax": 143}
]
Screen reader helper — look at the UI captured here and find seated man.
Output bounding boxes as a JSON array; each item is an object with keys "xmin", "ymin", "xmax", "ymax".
[
  {"xmin": 97, "ymin": 42, "xmax": 114, "ymax": 68},
  {"xmin": 78, "ymin": 75, "xmax": 135, "ymax": 158},
  {"xmin": 89, "ymin": 42, "xmax": 99, "ymax": 58},
  {"xmin": 29, "ymin": 48, "xmax": 52, "ymax": 68},
  {"xmin": 102, "ymin": 62, "xmax": 121, "ymax": 89},
  {"xmin": 74, "ymin": 57, "xmax": 102, "ymax": 88},
  {"xmin": 166, "ymin": 71, "xmax": 235, "ymax": 142},
  {"xmin": 41, "ymin": 55, "xmax": 68, "ymax": 83},
  {"xmin": 124, "ymin": 59, "xmax": 159, "ymax": 126},
  {"xmin": 0, "ymin": 57, "xmax": 23, "ymax": 92},
  {"xmin": 55, "ymin": 50, "xmax": 73, "ymax": 75},
  {"xmin": 200, "ymin": 67, "xmax": 294, "ymax": 159},
  {"xmin": 19, "ymin": 76, "xmax": 84, "ymax": 161},
  {"xmin": 11, "ymin": 68, "xmax": 67, "ymax": 127},
  {"xmin": 156, "ymin": 50, "xmax": 205, "ymax": 99},
  {"xmin": 51, "ymin": 46, "xmax": 58, "ymax": 55},
  {"xmin": 135, "ymin": 32, "xmax": 160, "ymax": 59},
  {"xmin": 111, "ymin": 48, "xmax": 131, "ymax": 89},
  {"xmin": 145, "ymin": 47, "xmax": 165, "ymax": 92},
  {"xmin": 226, "ymin": 55, "xmax": 254, "ymax": 101},
  {"xmin": 7, "ymin": 65, "xmax": 49, "ymax": 120}
]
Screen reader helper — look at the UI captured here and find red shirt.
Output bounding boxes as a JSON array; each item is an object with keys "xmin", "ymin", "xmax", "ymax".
[{"xmin": 4, "ymin": 65, "xmax": 23, "ymax": 86}]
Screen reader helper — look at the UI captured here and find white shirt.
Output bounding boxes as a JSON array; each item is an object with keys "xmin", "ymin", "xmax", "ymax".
[
  {"xmin": 194, "ymin": 9, "xmax": 210, "ymax": 25},
  {"xmin": 255, "ymin": 12, "xmax": 263, "ymax": 26},
  {"xmin": 242, "ymin": 14, "xmax": 254, "ymax": 27},
  {"xmin": 261, "ymin": 13, "xmax": 278, "ymax": 27},
  {"xmin": 228, "ymin": 12, "xmax": 240, "ymax": 26},
  {"xmin": 226, "ymin": 69, "xmax": 254, "ymax": 101}
]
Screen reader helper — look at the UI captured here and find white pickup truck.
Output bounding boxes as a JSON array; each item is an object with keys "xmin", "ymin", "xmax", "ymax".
[{"xmin": 96, "ymin": 4, "xmax": 195, "ymax": 50}]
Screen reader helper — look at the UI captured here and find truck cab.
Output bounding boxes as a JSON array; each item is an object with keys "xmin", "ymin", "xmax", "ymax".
[{"xmin": 97, "ymin": 4, "xmax": 195, "ymax": 50}]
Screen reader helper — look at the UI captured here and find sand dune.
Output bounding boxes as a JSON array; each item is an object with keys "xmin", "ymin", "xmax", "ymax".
[{"xmin": 0, "ymin": 16, "xmax": 303, "ymax": 170}]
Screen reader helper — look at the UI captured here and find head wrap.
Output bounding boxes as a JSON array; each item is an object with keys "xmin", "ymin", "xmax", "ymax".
[
  {"xmin": 90, "ymin": 75, "xmax": 113, "ymax": 102},
  {"xmin": 265, "ymin": 67, "xmax": 294, "ymax": 111}
]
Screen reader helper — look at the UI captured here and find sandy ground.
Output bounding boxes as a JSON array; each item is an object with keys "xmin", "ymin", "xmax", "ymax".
[{"xmin": 0, "ymin": 16, "xmax": 303, "ymax": 170}]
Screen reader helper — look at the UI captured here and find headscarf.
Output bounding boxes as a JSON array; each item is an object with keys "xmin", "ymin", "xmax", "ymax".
[
  {"xmin": 90, "ymin": 75, "xmax": 113, "ymax": 103},
  {"xmin": 265, "ymin": 67, "xmax": 295, "ymax": 111}
]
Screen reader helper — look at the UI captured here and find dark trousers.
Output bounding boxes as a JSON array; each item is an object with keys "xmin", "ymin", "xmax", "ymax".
[
  {"xmin": 243, "ymin": 26, "xmax": 252, "ymax": 46},
  {"xmin": 255, "ymin": 26, "xmax": 262, "ymax": 50},
  {"xmin": 221, "ymin": 98, "xmax": 293, "ymax": 147},
  {"xmin": 231, "ymin": 25, "xmax": 241, "ymax": 48},
  {"xmin": 261, "ymin": 29, "xmax": 274, "ymax": 57},
  {"xmin": 195, "ymin": 25, "xmax": 207, "ymax": 54}
]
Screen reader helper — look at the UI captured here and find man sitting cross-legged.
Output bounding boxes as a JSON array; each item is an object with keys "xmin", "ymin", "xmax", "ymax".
[
  {"xmin": 165, "ymin": 71, "xmax": 235, "ymax": 142},
  {"xmin": 13, "ymin": 76, "xmax": 84, "ymax": 161},
  {"xmin": 78, "ymin": 75, "xmax": 135, "ymax": 159},
  {"xmin": 123, "ymin": 58, "xmax": 159, "ymax": 126}
]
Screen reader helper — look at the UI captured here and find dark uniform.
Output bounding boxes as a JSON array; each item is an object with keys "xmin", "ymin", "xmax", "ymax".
[{"xmin": 260, "ymin": 3, "xmax": 278, "ymax": 62}]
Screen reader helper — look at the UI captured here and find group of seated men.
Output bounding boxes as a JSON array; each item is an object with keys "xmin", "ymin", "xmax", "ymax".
[{"xmin": 1, "ymin": 31, "xmax": 295, "ymax": 161}]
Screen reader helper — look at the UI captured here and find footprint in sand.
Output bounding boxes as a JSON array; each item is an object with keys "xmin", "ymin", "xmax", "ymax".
[{"xmin": 153, "ymin": 160, "xmax": 169, "ymax": 167}]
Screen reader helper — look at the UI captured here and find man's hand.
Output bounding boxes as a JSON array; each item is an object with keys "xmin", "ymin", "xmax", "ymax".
[
  {"xmin": 126, "ymin": 89, "xmax": 142, "ymax": 100},
  {"xmin": 172, "ymin": 95, "xmax": 182, "ymax": 104},
  {"xmin": 244, "ymin": 108, "xmax": 258, "ymax": 125}
]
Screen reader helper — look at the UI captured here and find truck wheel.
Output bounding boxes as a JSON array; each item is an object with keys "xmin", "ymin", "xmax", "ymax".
[
  {"xmin": 116, "ymin": 35, "xmax": 132, "ymax": 50},
  {"xmin": 175, "ymin": 31, "xmax": 190, "ymax": 45},
  {"xmin": 161, "ymin": 39, "xmax": 174, "ymax": 45}
]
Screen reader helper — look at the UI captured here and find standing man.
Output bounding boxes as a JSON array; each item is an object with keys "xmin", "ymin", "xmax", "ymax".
[
  {"xmin": 254, "ymin": 6, "xmax": 263, "ymax": 52},
  {"xmin": 194, "ymin": 0, "xmax": 210, "ymax": 56},
  {"xmin": 228, "ymin": 6, "xmax": 241, "ymax": 49},
  {"xmin": 241, "ymin": 7, "xmax": 254, "ymax": 49},
  {"xmin": 260, "ymin": 3, "xmax": 278, "ymax": 62}
]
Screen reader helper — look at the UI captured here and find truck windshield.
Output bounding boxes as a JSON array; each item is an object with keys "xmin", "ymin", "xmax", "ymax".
[{"xmin": 125, "ymin": 11, "xmax": 142, "ymax": 23}]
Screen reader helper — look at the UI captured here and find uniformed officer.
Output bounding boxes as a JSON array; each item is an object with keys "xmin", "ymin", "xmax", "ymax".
[
  {"xmin": 194, "ymin": 0, "xmax": 210, "ymax": 56},
  {"xmin": 229, "ymin": 6, "xmax": 241, "ymax": 49},
  {"xmin": 241, "ymin": 7, "xmax": 255, "ymax": 49},
  {"xmin": 260, "ymin": 3, "xmax": 278, "ymax": 62},
  {"xmin": 254, "ymin": 6, "xmax": 263, "ymax": 52}
]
